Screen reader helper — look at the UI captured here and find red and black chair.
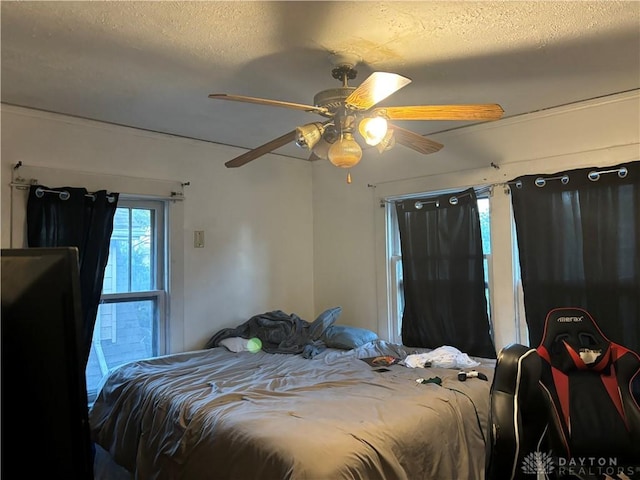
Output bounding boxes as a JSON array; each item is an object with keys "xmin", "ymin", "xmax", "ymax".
[
  {"xmin": 486, "ymin": 307, "xmax": 640, "ymax": 479},
  {"xmin": 536, "ymin": 307, "xmax": 640, "ymax": 462}
]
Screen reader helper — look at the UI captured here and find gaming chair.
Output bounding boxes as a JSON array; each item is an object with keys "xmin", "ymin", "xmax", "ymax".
[
  {"xmin": 486, "ymin": 307, "xmax": 640, "ymax": 479},
  {"xmin": 485, "ymin": 343, "xmax": 546, "ymax": 479}
]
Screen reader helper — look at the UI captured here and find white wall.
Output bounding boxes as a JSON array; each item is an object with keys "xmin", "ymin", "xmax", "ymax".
[
  {"xmin": 312, "ymin": 91, "xmax": 640, "ymax": 351},
  {"xmin": 1, "ymin": 105, "xmax": 315, "ymax": 352},
  {"xmin": 3, "ymin": 91, "xmax": 639, "ymax": 354}
]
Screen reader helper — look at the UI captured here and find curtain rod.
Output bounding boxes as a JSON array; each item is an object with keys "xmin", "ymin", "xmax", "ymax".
[
  {"xmin": 381, "ymin": 185, "xmax": 491, "ymax": 206},
  {"xmin": 381, "ymin": 165, "xmax": 630, "ymax": 206},
  {"xmin": 412, "ymin": 187, "xmax": 487, "ymax": 209},
  {"xmin": 9, "ymin": 181, "xmax": 185, "ymax": 202},
  {"xmin": 9, "ymin": 183, "xmax": 117, "ymax": 202},
  {"xmin": 10, "ymin": 161, "xmax": 187, "ymax": 201},
  {"xmin": 510, "ymin": 165, "xmax": 628, "ymax": 189}
]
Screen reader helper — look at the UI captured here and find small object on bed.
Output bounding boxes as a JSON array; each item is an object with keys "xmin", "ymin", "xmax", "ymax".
[
  {"xmin": 360, "ymin": 355, "xmax": 400, "ymax": 367},
  {"xmin": 458, "ymin": 370, "xmax": 488, "ymax": 381},
  {"xmin": 403, "ymin": 345, "xmax": 481, "ymax": 369},
  {"xmin": 246, "ymin": 337, "xmax": 262, "ymax": 353},
  {"xmin": 416, "ymin": 376, "xmax": 442, "ymax": 385}
]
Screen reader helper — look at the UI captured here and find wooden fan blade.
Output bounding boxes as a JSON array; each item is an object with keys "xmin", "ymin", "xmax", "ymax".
[
  {"xmin": 225, "ymin": 131, "xmax": 297, "ymax": 168},
  {"xmin": 389, "ymin": 124, "xmax": 443, "ymax": 155},
  {"xmin": 373, "ymin": 104, "xmax": 504, "ymax": 121},
  {"xmin": 209, "ymin": 94, "xmax": 328, "ymax": 115},
  {"xmin": 345, "ymin": 72, "xmax": 411, "ymax": 111}
]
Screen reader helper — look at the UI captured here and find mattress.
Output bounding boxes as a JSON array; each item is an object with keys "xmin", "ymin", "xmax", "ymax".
[{"xmin": 89, "ymin": 340, "xmax": 495, "ymax": 480}]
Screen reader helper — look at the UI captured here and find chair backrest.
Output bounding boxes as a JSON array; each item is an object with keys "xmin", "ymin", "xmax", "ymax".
[
  {"xmin": 536, "ymin": 307, "xmax": 640, "ymax": 461},
  {"xmin": 486, "ymin": 308, "xmax": 640, "ymax": 479},
  {"xmin": 486, "ymin": 343, "xmax": 547, "ymax": 480}
]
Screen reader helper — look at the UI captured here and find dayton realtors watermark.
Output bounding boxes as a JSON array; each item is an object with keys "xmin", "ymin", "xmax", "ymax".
[{"xmin": 521, "ymin": 451, "xmax": 640, "ymax": 478}]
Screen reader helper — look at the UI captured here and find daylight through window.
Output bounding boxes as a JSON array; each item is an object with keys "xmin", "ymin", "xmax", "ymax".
[{"xmin": 85, "ymin": 199, "xmax": 167, "ymax": 401}]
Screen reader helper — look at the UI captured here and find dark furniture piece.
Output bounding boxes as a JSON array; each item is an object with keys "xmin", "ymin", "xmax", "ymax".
[
  {"xmin": 485, "ymin": 343, "xmax": 546, "ymax": 479},
  {"xmin": 1, "ymin": 247, "xmax": 94, "ymax": 479},
  {"xmin": 486, "ymin": 307, "xmax": 640, "ymax": 479}
]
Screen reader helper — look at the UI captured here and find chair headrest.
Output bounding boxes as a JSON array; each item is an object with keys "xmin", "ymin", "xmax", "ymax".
[{"xmin": 537, "ymin": 307, "xmax": 612, "ymax": 373}]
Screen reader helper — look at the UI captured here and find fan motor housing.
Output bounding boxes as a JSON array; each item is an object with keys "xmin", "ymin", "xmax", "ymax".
[{"xmin": 313, "ymin": 87, "xmax": 356, "ymax": 115}]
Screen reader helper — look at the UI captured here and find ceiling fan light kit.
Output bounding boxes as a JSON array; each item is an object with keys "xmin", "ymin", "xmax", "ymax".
[
  {"xmin": 358, "ymin": 116, "xmax": 388, "ymax": 146},
  {"xmin": 209, "ymin": 52, "xmax": 504, "ymax": 181},
  {"xmin": 328, "ymin": 132, "xmax": 362, "ymax": 168},
  {"xmin": 295, "ymin": 122, "xmax": 325, "ymax": 149}
]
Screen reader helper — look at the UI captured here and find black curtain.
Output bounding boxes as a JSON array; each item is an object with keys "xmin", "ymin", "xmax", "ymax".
[
  {"xmin": 27, "ymin": 185, "xmax": 119, "ymax": 367},
  {"xmin": 396, "ymin": 188, "xmax": 496, "ymax": 358},
  {"xmin": 510, "ymin": 161, "xmax": 640, "ymax": 352}
]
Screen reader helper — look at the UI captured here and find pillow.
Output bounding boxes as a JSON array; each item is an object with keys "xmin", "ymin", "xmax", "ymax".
[
  {"xmin": 308, "ymin": 306, "xmax": 342, "ymax": 340},
  {"xmin": 322, "ymin": 325, "xmax": 379, "ymax": 350}
]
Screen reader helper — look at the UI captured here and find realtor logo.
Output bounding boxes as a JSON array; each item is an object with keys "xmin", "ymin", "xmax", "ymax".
[
  {"xmin": 520, "ymin": 451, "xmax": 639, "ymax": 478},
  {"xmin": 521, "ymin": 451, "xmax": 555, "ymax": 475}
]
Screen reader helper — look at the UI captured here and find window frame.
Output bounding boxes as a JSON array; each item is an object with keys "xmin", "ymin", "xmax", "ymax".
[
  {"xmin": 86, "ymin": 197, "xmax": 169, "ymax": 401},
  {"xmin": 384, "ymin": 190, "xmax": 493, "ymax": 345}
]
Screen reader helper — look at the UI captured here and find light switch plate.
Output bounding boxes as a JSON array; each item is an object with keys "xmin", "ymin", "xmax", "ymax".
[{"xmin": 194, "ymin": 230, "xmax": 205, "ymax": 248}]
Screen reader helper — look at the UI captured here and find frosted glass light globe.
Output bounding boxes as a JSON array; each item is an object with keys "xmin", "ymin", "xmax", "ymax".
[
  {"xmin": 358, "ymin": 116, "xmax": 388, "ymax": 146},
  {"xmin": 328, "ymin": 133, "xmax": 362, "ymax": 168}
]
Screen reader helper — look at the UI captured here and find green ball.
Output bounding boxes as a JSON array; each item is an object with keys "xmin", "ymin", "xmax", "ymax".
[{"xmin": 247, "ymin": 337, "xmax": 262, "ymax": 353}]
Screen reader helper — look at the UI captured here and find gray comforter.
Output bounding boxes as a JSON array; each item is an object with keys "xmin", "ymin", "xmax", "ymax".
[
  {"xmin": 204, "ymin": 310, "xmax": 327, "ymax": 356},
  {"xmin": 90, "ymin": 340, "xmax": 495, "ymax": 480}
]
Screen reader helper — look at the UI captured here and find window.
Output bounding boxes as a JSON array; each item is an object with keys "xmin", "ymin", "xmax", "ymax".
[
  {"xmin": 387, "ymin": 193, "xmax": 491, "ymax": 343},
  {"xmin": 478, "ymin": 197, "xmax": 492, "ymax": 319},
  {"xmin": 85, "ymin": 199, "xmax": 167, "ymax": 401}
]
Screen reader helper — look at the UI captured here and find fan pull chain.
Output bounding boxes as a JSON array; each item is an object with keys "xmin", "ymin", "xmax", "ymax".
[{"xmin": 347, "ymin": 171, "xmax": 352, "ymax": 184}]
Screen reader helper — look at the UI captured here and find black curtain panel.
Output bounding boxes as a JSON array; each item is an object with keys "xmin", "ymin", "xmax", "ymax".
[
  {"xmin": 395, "ymin": 188, "xmax": 496, "ymax": 358},
  {"xmin": 27, "ymin": 185, "xmax": 119, "ymax": 367},
  {"xmin": 510, "ymin": 161, "xmax": 640, "ymax": 352}
]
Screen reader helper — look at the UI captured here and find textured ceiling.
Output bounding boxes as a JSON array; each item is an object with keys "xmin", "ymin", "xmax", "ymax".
[{"xmin": 2, "ymin": 1, "xmax": 639, "ymax": 164}]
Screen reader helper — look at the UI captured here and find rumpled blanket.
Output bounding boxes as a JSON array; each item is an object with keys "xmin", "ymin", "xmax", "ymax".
[
  {"xmin": 204, "ymin": 310, "xmax": 330, "ymax": 357},
  {"xmin": 402, "ymin": 345, "xmax": 481, "ymax": 369}
]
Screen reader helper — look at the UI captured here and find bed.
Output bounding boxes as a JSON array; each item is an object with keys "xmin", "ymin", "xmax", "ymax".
[{"xmin": 89, "ymin": 338, "xmax": 495, "ymax": 480}]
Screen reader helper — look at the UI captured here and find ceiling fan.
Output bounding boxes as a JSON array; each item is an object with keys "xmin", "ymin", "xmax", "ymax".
[{"xmin": 209, "ymin": 53, "xmax": 504, "ymax": 179}]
